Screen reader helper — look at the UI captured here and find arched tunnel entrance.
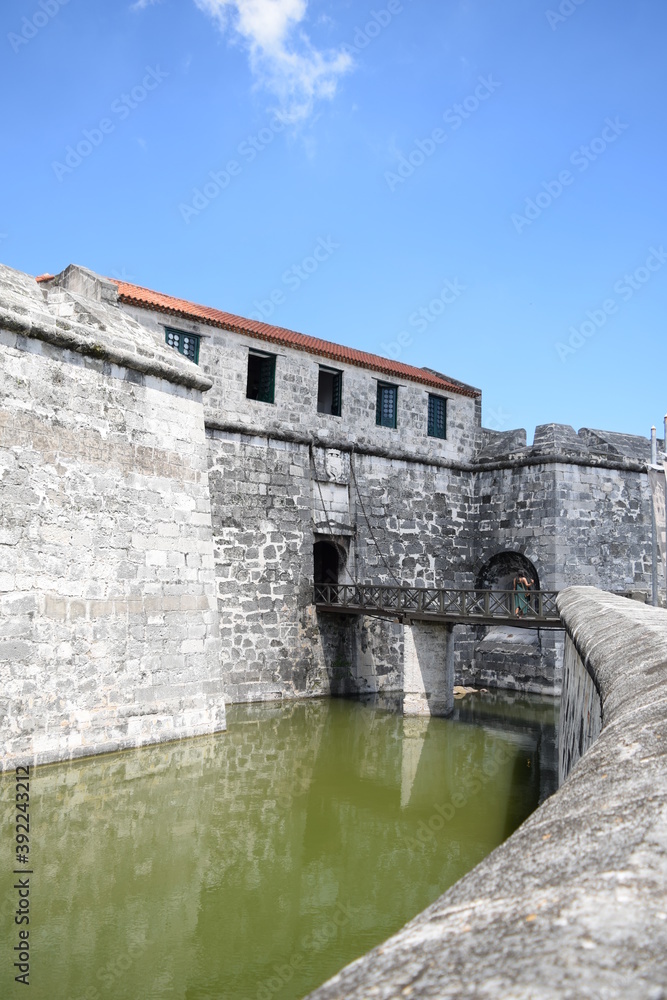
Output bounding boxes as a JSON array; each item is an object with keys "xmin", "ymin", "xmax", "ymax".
[
  {"xmin": 475, "ymin": 551, "xmax": 540, "ymax": 593},
  {"xmin": 468, "ymin": 551, "xmax": 556, "ymax": 696}
]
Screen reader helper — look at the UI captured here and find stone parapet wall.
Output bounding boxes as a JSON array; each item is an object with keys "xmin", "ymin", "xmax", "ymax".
[
  {"xmin": 305, "ymin": 588, "xmax": 667, "ymax": 999},
  {"xmin": 558, "ymin": 630, "xmax": 602, "ymax": 783},
  {"xmin": 0, "ymin": 266, "xmax": 225, "ymax": 769}
]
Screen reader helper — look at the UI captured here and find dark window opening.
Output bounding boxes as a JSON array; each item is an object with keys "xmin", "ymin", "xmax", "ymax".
[
  {"xmin": 428, "ymin": 394, "xmax": 447, "ymax": 439},
  {"xmin": 314, "ymin": 541, "xmax": 340, "ymax": 585},
  {"xmin": 376, "ymin": 383, "xmax": 398, "ymax": 428},
  {"xmin": 317, "ymin": 368, "xmax": 342, "ymax": 416},
  {"xmin": 165, "ymin": 327, "xmax": 200, "ymax": 365},
  {"xmin": 246, "ymin": 351, "xmax": 276, "ymax": 403}
]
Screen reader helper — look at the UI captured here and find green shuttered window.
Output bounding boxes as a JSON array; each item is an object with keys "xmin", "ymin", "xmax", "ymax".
[
  {"xmin": 317, "ymin": 368, "xmax": 343, "ymax": 416},
  {"xmin": 376, "ymin": 383, "xmax": 398, "ymax": 428},
  {"xmin": 247, "ymin": 351, "xmax": 276, "ymax": 404},
  {"xmin": 428, "ymin": 394, "xmax": 447, "ymax": 439},
  {"xmin": 165, "ymin": 327, "xmax": 200, "ymax": 364}
]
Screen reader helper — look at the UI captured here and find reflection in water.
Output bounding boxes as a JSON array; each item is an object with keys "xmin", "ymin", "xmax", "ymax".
[{"xmin": 0, "ymin": 694, "xmax": 558, "ymax": 1000}]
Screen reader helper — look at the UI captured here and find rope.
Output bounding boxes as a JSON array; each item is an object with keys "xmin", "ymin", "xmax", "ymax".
[
  {"xmin": 309, "ymin": 444, "xmax": 338, "ymax": 537},
  {"xmin": 349, "ymin": 447, "xmax": 402, "ymax": 587}
]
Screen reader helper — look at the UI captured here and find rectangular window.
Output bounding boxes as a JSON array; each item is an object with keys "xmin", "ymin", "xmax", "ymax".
[
  {"xmin": 427, "ymin": 394, "xmax": 447, "ymax": 439},
  {"xmin": 165, "ymin": 327, "xmax": 200, "ymax": 364},
  {"xmin": 317, "ymin": 367, "xmax": 342, "ymax": 416},
  {"xmin": 246, "ymin": 350, "xmax": 276, "ymax": 403},
  {"xmin": 376, "ymin": 382, "xmax": 398, "ymax": 429}
]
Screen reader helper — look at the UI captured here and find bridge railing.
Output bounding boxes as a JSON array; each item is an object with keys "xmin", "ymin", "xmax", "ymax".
[{"xmin": 313, "ymin": 584, "xmax": 560, "ymax": 623}]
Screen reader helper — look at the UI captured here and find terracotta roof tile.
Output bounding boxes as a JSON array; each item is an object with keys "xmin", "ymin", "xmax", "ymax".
[{"xmin": 110, "ymin": 279, "xmax": 481, "ymax": 399}]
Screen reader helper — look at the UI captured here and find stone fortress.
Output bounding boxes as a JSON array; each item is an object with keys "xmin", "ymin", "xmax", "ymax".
[{"xmin": 0, "ymin": 261, "xmax": 660, "ymax": 767}]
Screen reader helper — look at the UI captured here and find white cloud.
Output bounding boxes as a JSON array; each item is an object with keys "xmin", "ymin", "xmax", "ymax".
[
  {"xmin": 131, "ymin": 0, "xmax": 163, "ymax": 10},
  {"xmin": 193, "ymin": 0, "xmax": 353, "ymax": 120}
]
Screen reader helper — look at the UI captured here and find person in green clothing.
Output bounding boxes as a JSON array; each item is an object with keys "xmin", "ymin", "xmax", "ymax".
[{"xmin": 513, "ymin": 571, "xmax": 534, "ymax": 617}]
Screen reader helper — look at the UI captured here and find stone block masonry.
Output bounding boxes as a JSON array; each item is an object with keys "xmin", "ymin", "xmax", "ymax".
[
  {"xmin": 207, "ymin": 429, "xmax": 318, "ymax": 703},
  {"xmin": 122, "ymin": 281, "xmax": 663, "ymax": 700},
  {"xmin": 403, "ymin": 623, "xmax": 454, "ymax": 716},
  {"xmin": 2, "ymin": 260, "xmax": 664, "ymax": 767},
  {"xmin": 0, "ymin": 264, "xmax": 225, "ymax": 769},
  {"xmin": 206, "ymin": 428, "xmax": 404, "ymax": 702}
]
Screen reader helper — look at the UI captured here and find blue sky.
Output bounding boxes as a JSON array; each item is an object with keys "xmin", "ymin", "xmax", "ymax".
[{"xmin": 2, "ymin": 0, "xmax": 666, "ymax": 440}]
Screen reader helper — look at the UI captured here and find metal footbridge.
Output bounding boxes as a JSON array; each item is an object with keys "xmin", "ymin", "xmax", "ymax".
[{"xmin": 314, "ymin": 584, "xmax": 562, "ymax": 629}]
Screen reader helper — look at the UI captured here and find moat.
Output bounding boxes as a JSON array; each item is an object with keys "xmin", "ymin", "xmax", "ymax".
[{"xmin": 1, "ymin": 693, "xmax": 557, "ymax": 1000}]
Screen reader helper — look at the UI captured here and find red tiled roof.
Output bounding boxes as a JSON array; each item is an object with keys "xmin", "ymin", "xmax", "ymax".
[{"xmin": 107, "ymin": 278, "xmax": 480, "ymax": 399}]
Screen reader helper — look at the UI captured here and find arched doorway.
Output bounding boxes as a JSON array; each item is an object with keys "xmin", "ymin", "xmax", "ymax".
[
  {"xmin": 313, "ymin": 540, "xmax": 340, "ymax": 586},
  {"xmin": 475, "ymin": 551, "xmax": 540, "ymax": 592}
]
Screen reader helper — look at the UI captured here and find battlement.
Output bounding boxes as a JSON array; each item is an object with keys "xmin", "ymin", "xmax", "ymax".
[{"xmin": 474, "ymin": 422, "xmax": 658, "ymax": 468}]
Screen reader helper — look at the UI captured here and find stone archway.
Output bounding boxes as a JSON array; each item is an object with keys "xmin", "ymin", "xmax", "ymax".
[{"xmin": 475, "ymin": 551, "xmax": 540, "ymax": 592}]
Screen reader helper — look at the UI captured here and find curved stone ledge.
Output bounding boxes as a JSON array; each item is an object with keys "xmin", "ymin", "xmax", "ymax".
[
  {"xmin": 1, "ymin": 307, "xmax": 213, "ymax": 392},
  {"xmin": 306, "ymin": 587, "xmax": 667, "ymax": 1000}
]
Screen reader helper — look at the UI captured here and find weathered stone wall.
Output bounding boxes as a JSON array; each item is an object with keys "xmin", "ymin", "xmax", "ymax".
[
  {"xmin": 123, "ymin": 296, "xmax": 660, "ymax": 703},
  {"xmin": 206, "ymin": 421, "xmax": 484, "ymax": 704},
  {"xmin": 350, "ymin": 453, "xmax": 475, "ymax": 588},
  {"xmin": 473, "ymin": 424, "xmax": 658, "ymax": 596},
  {"xmin": 121, "ymin": 304, "xmax": 480, "ymax": 463},
  {"xmin": 458, "ymin": 625, "xmax": 563, "ymax": 695},
  {"xmin": 558, "ymin": 632, "xmax": 602, "ymax": 783},
  {"xmin": 3, "ymin": 264, "xmax": 662, "ymax": 736},
  {"xmin": 206, "ymin": 429, "xmax": 319, "ymax": 703},
  {"xmin": 206, "ymin": 427, "xmax": 408, "ymax": 702},
  {"xmin": 305, "ymin": 588, "xmax": 667, "ymax": 1000},
  {"xmin": 553, "ymin": 463, "xmax": 654, "ymax": 592},
  {"xmin": 0, "ymin": 265, "xmax": 225, "ymax": 768},
  {"xmin": 465, "ymin": 424, "xmax": 658, "ymax": 694},
  {"xmin": 473, "ymin": 462, "xmax": 557, "ymax": 588},
  {"xmin": 201, "ymin": 416, "xmax": 658, "ymax": 703},
  {"xmin": 403, "ymin": 623, "xmax": 454, "ymax": 716}
]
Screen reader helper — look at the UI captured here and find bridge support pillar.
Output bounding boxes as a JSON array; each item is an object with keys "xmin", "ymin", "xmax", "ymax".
[{"xmin": 403, "ymin": 622, "xmax": 454, "ymax": 717}]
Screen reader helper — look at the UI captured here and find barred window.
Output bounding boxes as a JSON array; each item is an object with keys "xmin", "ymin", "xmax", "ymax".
[
  {"xmin": 165, "ymin": 327, "xmax": 200, "ymax": 364},
  {"xmin": 427, "ymin": 394, "xmax": 447, "ymax": 439},
  {"xmin": 376, "ymin": 382, "xmax": 398, "ymax": 429}
]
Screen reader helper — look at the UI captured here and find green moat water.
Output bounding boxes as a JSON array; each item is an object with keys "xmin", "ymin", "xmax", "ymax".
[{"xmin": 2, "ymin": 693, "xmax": 558, "ymax": 1000}]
